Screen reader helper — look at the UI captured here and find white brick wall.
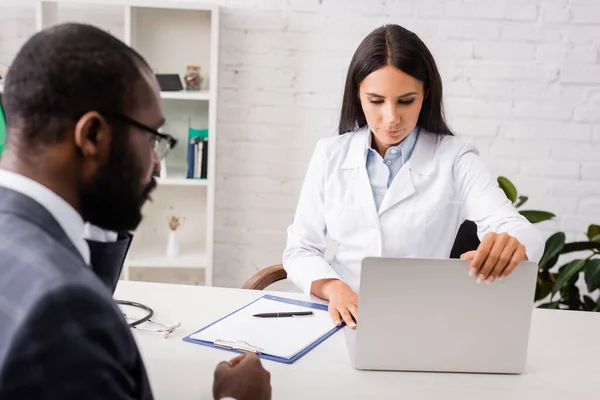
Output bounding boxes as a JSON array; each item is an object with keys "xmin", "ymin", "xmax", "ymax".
[{"xmin": 2, "ymin": 0, "xmax": 600, "ymax": 288}]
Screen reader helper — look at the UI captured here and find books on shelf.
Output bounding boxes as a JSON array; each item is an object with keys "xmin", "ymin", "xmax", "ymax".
[{"xmin": 187, "ymin": 128, "xmax": 208, "ymax": 180}]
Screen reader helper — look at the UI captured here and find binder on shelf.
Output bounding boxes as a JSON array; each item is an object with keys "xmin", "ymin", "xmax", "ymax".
[
  {"xmin": 186, "ymin": 138, "xmax": 196, "ymax": 179},
  {"xmin": 186, "ymin": 128, "xmax": 208, "ymax": 180},
  {"xmin": 200, "ymin": 138, "xmax": 208, "ymax": 179},
  {"xmin": 182, "ymin": 294, "xmax": 344, "ymax": 364}
]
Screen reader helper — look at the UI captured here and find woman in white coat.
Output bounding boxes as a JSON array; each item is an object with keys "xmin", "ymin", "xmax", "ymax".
[{"xmin": 282, "ymin": 24, "xmax": 544, "ymax": 328}]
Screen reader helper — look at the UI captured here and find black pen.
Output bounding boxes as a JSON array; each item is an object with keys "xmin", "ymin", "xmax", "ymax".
[{"xmin": 253, "ymin": 311, "xmax": 314, "ymax": 318}]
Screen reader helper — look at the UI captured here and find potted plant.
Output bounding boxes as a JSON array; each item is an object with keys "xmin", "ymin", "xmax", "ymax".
[
  {"xmin": 497, "ymin": 177, "xmax": 600, "ymax": 311},
  {"xmin": 166, "ymin": 215, "xmax": 183, "ymax": 258}
]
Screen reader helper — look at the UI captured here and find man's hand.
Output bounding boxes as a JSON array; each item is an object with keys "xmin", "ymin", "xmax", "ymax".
[
  {"xmin": 461, "ymin": 232, "xmax": 528, "ymax": 284},
  {"xmin": 213, "ymin": 353, "xmax": 271, "ymax": 400}
]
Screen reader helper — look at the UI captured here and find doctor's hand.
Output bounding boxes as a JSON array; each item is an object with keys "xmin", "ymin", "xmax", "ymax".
[
  {"xmin": 312, "ymin": 279, "xmax": 358, "ymax": 329},
  {"xmin": 213, "ymin": 353, "xmax": 271, "ymax": 400},
  {"xmin": 461, "ymin": 232, "xmax": 528, "ymax": 284}
]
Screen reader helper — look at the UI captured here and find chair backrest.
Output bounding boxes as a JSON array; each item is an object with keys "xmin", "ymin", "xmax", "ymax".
[
  {"xmin": 450, "ymin": 220, "xmax": 480, "ymax": 259},
  {"xmin": 241, "ymin": 264, "xmax": 287, "ymax": 290}
]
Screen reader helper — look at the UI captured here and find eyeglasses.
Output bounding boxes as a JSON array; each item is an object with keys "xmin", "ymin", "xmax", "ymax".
[{"xmin": 106, "ymin": 112, "xmax": 177, "ymax": 160}]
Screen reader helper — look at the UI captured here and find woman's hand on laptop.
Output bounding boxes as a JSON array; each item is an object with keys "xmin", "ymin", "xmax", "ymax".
[
  {"xmin": 461, "ymin": 232, "xmax": 528, "ymax": 284},
  {"xmin": 311, "ymin": 279, "xmax": 358, "ymax": 329}
]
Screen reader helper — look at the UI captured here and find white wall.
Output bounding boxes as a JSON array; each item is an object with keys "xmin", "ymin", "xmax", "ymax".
[{"xmin": 1, "ymin": 0, "xmax": 600, "ymax": 287}]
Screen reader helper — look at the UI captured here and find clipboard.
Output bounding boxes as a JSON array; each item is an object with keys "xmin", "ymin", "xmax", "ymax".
[{"xmin": 182, "ymin": 294, "xmax": 344, "ymax": 364}]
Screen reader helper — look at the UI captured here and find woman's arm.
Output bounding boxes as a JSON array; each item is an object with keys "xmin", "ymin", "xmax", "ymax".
[
  {"xmin": 282, "ymin": 139, "xmax": 341, "ymax": 295},
  {"xmin": 454, "ymin": 142, "xmax": 545, "ymax": 282},
  {"xmin": 282, "ymin": 140, "xmax": 359, "ymax": 327}
]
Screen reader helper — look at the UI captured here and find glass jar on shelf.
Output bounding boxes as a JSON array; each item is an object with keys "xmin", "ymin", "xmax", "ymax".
[{"xmin": 184, "ymin": 65, "xmax": 202, "ymax": 91}]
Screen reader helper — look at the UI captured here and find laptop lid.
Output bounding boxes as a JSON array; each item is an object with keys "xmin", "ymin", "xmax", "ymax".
[{"xmin": 348, "ymin": 257, "xmax": 537, "ymax": 374}]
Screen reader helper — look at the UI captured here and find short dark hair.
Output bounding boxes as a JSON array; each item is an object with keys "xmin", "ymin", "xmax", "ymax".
[
  {"xmin": 338, "ymin": 24, "xmax": 453, "ymax": 136},
  {"xmin": 2, "ymin": 23, "xmax": 150, "ymax": 147}
]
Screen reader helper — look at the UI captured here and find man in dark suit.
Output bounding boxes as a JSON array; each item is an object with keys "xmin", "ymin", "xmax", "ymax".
[{"xmin": 0, "ymin": 23, "xmax": 271, "ymax": 400}]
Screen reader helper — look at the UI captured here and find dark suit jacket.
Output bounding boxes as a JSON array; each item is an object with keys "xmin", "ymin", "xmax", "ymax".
[
  {"xmin": 0, "ymin": 187, "xmax": 153, "ymax": 399},
  {"xmin": 87, "ymin": 232, "xmax": 133, "ymax": 294}
]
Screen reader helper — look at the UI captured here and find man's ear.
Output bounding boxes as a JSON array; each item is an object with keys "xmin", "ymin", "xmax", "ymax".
[{"xmin": 74, "ymin": 111, "xmax": 111, "ymax": 158}]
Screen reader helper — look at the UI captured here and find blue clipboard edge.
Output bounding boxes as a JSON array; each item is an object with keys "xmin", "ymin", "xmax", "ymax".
[{"xmin": 182, "ymin": 294, "xmax": 345, "ymax": 364}]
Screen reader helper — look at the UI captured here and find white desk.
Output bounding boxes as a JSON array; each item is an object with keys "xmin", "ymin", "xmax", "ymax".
[{"xmin": 115, "ymin": 281, "xmax": 600, "ymax": 400}]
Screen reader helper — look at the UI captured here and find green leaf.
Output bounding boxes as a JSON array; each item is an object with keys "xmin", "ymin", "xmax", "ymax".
[
  {"xmin": 552, "ymin": 259, "xmax": 587, "ymax": 297},
  {"xmin": 584, "ymin": 259, "xmax": 600, "ymax": 292},
  {"xmin": 583, "ymin": 295, "xmax": 597, "ymax": 311},
  {"xmin": 535, "ymin": 276, "xmax": 554, "ymax": 302},
  {"xmin": 519, "ymin": 210, "xmax": 555, "ymax": 223},
  {"xmin": 542, "ymin": 254, "xmax": 560, "ymax": 272},
  {"xmin": 498, "ymin": 176, "xmax": 518, "ymax": 203},
  {"xmin": 561, "ymin": 241, "xmax": 600, "ymax": 254},
  {"xmin": 514, "ymin": 196, "xmax": 528, "ymax": 208},
  {"xmin": 565, "ymin": 284, "xmax": 581, "ymax": 310},
  {"xmin": 587, "ymin": 224, "xmax": 600, "ymax": 242},
  {"xmin": 539, "ymin": 232, "xmax": 565, "ymax": 271},
  {"xmin": 591, "ymin": 234, "xmax": 600, "ymax": 243}
]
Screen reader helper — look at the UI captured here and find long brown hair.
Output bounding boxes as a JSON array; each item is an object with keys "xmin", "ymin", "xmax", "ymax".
[{"xmin": 338, "ymin": 24, "xmax": 453, "ymax": 136}]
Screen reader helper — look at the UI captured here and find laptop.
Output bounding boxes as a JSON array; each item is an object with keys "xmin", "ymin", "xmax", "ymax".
[{"xmin": 345, "ymin": 257, "xmax": 538, "ymax": 374}]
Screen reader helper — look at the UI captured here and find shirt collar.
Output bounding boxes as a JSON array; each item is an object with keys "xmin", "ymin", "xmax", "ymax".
[
  {"xmin": 365, "ymin": 125, "xmax": 420, "ymax": 164},
  {"xmin": 0, "ymin": 169, "xmax": 91, "ymax": 265}
]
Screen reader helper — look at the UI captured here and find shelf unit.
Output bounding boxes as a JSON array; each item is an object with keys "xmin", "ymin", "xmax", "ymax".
[
  {"xmin": 33, "ymin": 0, "xmax": 219, "ymax": 286},
  {"xmin": 160, "ymin": 90, "xmax": 210, "ymax": 101},
  {"xmin": 157, "ymin": 177, "xmax": 208, "ymax": 187},
  {"xmin": 125, "ymin": 249, "xmax": 208, "ymax": 269}
]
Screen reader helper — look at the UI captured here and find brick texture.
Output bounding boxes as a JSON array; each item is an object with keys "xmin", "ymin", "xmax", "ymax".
[{"xmin": 1, "ymin": 0, "xmax": 599, "ymax": 288}]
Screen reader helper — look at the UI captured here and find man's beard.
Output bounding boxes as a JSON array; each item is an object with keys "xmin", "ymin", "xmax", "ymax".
[{"xmin": 79, "ymin": 138, "xmax": 157, "ymax": 232}]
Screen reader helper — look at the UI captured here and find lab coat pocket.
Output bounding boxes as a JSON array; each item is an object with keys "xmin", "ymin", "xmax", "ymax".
[
  {"xmin": 388, "ymin": 203, "xmax": 460, "ymax": 256},
  {"xmin": 325, "ymin": 205, "xmax": 364, "ymax": 243}
]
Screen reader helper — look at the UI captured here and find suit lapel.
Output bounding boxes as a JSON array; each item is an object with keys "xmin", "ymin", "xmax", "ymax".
[
  {"xmin": 377, "ymin": 130, "xmax": 437, "ymax": 216},
  {"xmin": 340, "ymin": 128, "xmax": 438, "ymax": 220},
  {"xmin": 349, "ymin": 166, "xmax": 379, "ymax": 225},
  {"xmin": 377, "ymin": 165, "xmax": 415, "ymax": 216},
  {"xmin": 0, "ymin": 186, "xmax": 85, "ymax": 265},
  {"xmin": 341, "ymin": 128, "xmax": 380, "ymax": 227}
]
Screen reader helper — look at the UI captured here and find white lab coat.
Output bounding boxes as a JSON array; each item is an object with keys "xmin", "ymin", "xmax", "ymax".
[{"xmin": 282, "ymin": 127, "xmax": 544, "ymax": 295}]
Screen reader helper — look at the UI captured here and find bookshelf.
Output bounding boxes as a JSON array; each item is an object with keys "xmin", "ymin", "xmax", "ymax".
[
  {"xmin": 157, "ymin": 177, "xmax": 209, "ymax": 187},
  {"xmin": 160, "ymin": 90, "xmax": 210, "ymax": 101},
  {"xmin": 33, "ymin": 0, "xmax": 219, "ymax": 286}
]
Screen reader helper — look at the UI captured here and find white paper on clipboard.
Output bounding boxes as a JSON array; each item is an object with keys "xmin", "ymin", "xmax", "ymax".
[{"xmin": 189, "ymin": 297, "xmax": 335, "ymax": 359}]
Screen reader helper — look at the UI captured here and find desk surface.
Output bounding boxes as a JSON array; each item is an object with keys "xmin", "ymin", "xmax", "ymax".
[{"xmin": 114, "ymin": 281, "xmax": 600, "ymax": 400}]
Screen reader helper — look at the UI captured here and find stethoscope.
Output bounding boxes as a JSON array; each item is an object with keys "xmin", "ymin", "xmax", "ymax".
[{"xmin": 116, "ymin": 300, "xmax": 181, "ymax": 338}]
